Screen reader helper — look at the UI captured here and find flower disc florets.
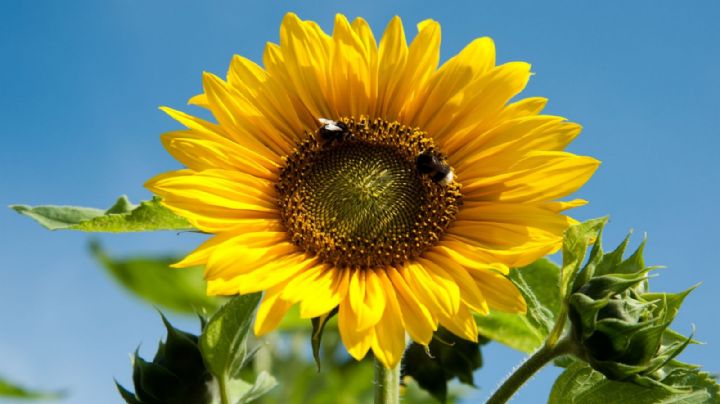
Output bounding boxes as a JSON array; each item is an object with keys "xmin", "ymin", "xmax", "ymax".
[{"xmin": 276, "ymin": 117, "xmax": 462, "ymax": 269}]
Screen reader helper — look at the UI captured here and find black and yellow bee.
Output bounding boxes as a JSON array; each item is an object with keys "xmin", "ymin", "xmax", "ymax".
[
  {"xmin": 318, "ymin": 118, "xmax": 352, "ymax": 142},
  {"xmin": 416, "ymin": 150, "xmax": 454, "ymax": 185}
]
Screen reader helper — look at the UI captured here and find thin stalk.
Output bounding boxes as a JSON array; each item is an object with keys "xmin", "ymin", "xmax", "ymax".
[
  {"xmin": 218, "ymin": 376, "xmax": 230, "ymax": 404},
  {"xmin": 546, "ymin": 303, "xmax": 569, "ymax": 348},
  {"xmin": 374, "ymin": 357, "xmax": 400, "ymax": 404},
  {"xmin": 487, "ymin": 336, "xmax": 574, "ymax": 404}
]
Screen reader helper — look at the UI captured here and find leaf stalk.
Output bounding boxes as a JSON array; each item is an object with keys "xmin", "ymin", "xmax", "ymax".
[{"xmin": 487, "ymin": 335, "xmax": 575, "ymax": 404}]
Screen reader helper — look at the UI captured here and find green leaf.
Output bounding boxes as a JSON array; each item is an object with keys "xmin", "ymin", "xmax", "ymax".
[
  {"xmin": 200, "ymin": 294, "xmax": 260, "ymax": 378},
  {"xmin": 550, "ymin": 361, "xmax": 720, "ymax": 404},
  {"xmin": 0, "ymin": 376, "xmax": 64, "ymax": 399},
  {"xmin": 200, "ymin": 294, "xmax": 277, "ymax": 403},
  {"xmin": 475, "ymin": 259, "xmax": 562, "ymax": 352},
  {"xmin": 228, "ymin": 371, "xmax": 277, "ymax": 404},
  {"xmin": 11, "ymin": 195, "xmax": 193, "ymax": 232},
  {"xmin": 90, "ymin": 241, "xmax": 220, "ymax": 314},
  {"xmin": 401, "ymin": 328, "xmax": 485, "ymax": 403}
]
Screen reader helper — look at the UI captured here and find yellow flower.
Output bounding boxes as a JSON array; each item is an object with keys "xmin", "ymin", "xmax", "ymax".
[{"xmin": 146, "ymin": 13, "xmax": 599, "ymax": 368}]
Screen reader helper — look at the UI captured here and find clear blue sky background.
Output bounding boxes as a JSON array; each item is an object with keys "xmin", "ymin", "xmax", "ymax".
[{"xmin": 2, "ymin": 1, "xmax": 719, "ymax": 403}]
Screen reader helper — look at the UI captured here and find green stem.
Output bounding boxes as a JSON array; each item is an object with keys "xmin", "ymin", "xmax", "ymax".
[
  {"xmin": 546, "ymin": 303, "xmax": 569, "ymax": 348},
  {"xmin": 374, "ymin": 357, "xmax": 400, "ymax": 404},
  {"xmin": 218, "ymin": 376, "xmax": 230, "ymax": 404},
  {"xmin": 487, "ymin": 336, "xmax": 574, "ymax": 404}
]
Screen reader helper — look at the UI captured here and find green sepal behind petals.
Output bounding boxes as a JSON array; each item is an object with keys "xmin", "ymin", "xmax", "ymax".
[{"xmin": 311, "ymin": 307, "xmax": 338, "ymax": 371}]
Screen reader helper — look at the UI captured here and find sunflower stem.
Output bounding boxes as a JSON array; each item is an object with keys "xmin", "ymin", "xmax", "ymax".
[
  {"xmin": 218, "ymin": 376, "xmax": 230, "ymax": 404},
  {"xmin": 487, "ymin": 335, "xmax": 574, "ymax": 404},
  {"xmin": 374, "ymin": 357, "xmax": 400, "ymax": 404}
]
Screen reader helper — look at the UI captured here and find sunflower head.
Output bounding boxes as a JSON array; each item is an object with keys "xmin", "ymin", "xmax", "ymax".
[{"xmin": 146, "ymin": 12, "xmax": 599, "ymax": 368}]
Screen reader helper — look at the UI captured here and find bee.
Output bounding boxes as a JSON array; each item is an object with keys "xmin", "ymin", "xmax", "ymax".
[
  {"xmin": 416, "ymin": 150, "xmax": 454, "ymax": 185},
  {"xmin": 318, "ymin": 118, "xmax": 352, "ymax": 142}
]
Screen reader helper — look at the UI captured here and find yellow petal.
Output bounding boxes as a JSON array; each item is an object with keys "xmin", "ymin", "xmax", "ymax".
[
  {"xmin": 438, "ymin": 305, "xmax": 478, "ymax": 342},
  {"xmin": 226, "ymin": 55, "xmax": 305, "ymax": 142},
  {"xmin": 204, "ymin": 236, "xmax": 297, "ymax": 280},
  {"xmin": 276, "ymin": 13, "xmax": 332, "ymax": 121},
  {"xmin": 159, "ymin": 106, "xmax": 225, "ymax": 138},
  {"xmin": 454, "ymin": 116, "xmax": 580, "ymax": 176},
  {"xmin": 348, "ymin": 269, "xmax": 386, "ymax": 331},
  {"xmin": 383, "ymin": 267, "xmax": 435, "ymax": 345},
  {"xmin": 375, "ymin": 16, "xmax": 408, "ymax": 121},
  {"xmin": 146, "ymin": 169, "xmax": 279, "ymax": 233},
  {"xmin": 446, "ymin": 234, "xmax": 558, "ymax": 269},
  {"xmin": 160, "ymin": 130, "xmax": 278, "ymax": 179},
  {"xmin": 338, "ymin": 294, "xmax": 373, "ymax": 360},
  {"xmin": 464, "ymin": 151, "xmax": 600, "ymax": 203},
  {"xmin": 328, "ymin": 14, "xmax": 371, "ymax": 118},
  {"xmin": 283, "ymin": 266, "xmax": 349, "ymax": 319},
  {"xmin": 254, "ymin": 283, "xmax": 294, "ymax": 335},
  {"xmin": 423, "ymin": 252, "xmax": 489, "ymax": 315},
  {"xmin": 401, "ymin": 262, "xmax": 456, "ymax": 317},
  {"xmin": 436, "ymin": 62, "xmax": 533, "ymax": 152},
  {"xmin": 371, "ymin": 280, "xmax": 407, "ymax": 368},
  {"xmin": 394, "ymin": 19, "xmax": 441, "ymax": 122},
  {"xmin": 407, "ymin": 37, "xmax": 495, "ymax": 129},
  {"xmin": 415, "ymin": 258, "xmax": 461, "ymax": 315},
  {"xmin": 262, "ymin": 42, "xmax": 319, "ymax": 130},
  {"xmin": 470, "ymin": 269, "xmax": 527, "ymax": 313},
  {"xmin": 187, "ymin": 93, "xmax": 208, "ymax": 108},
  {"xmin": 494, "ymin": 96, "xmax": 548, "ymax": 122},
  {"xmin": 433, "ymin": 242, "xmax": 510, "ymax": 275},
  {"xmin": 446, "ymin": 202, "xmax": 577, "ymax": 267},
  {"xmin": 542, "ymin": 199, "xmax": 588, "ymax": 213},
  {"xmin": 350, "ymin": 17, "xmax": 378, "ymax": 67},
  {"xmin": 207, "ymin": 253, "xmax": 315, "ymax": 295},
  {"xmin": 202, "ymin": 72, "xmax": 288, "ymax": 158},
  {"xmin": 172, "ymin": 225, "xmax": 284, "ymax": 268}
]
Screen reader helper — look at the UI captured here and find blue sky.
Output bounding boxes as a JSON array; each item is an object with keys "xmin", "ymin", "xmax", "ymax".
[{"xmin": 2, "ymin": 1, "xmax": 719, "ymax": 403}]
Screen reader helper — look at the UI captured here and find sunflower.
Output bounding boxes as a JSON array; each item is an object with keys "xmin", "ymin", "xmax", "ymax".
[{"xmin": 145, "ymin": 13, "xmax": 599, "ymax": 368}]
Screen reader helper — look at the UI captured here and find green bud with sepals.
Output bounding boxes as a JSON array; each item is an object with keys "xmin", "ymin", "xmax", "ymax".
[
  {"xmin": 567, "ymin": 228, "xmax": 696, "ymax": 389},
  {"xmin": 116, "ymin": 314, "xmax": 213, "ymax": 404}
]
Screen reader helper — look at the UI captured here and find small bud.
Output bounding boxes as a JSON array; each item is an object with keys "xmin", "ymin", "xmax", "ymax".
[
  {"xmin": 568, "ymin": 233, "xmax": 695, "ymax": 388},
  {"xmin": 116, "ymin": 314, "xmax": 213, "ymax": 404}
]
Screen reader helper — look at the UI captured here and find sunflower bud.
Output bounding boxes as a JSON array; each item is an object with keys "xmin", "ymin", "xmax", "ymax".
[
  {"xmin": 567, "ymin": 233, "xmax": 694, "ymax": 388},
  {"xmin": 116, "ymin": 315, "xmax": 213, "ymax": 404}
]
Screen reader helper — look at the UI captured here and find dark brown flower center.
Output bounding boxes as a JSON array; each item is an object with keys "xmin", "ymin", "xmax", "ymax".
[{"xmin": 276, "ymin": 117, "xmax": 462, "ymax": 268}]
